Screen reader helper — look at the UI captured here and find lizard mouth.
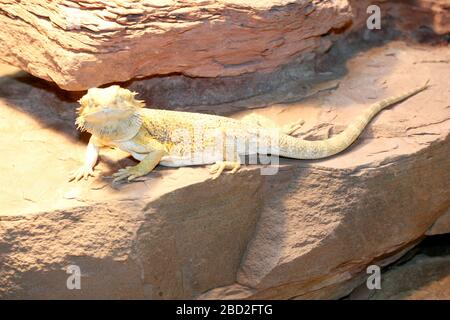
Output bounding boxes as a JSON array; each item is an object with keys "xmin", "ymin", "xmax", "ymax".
[{"xmin": 75, "ymin": 112, "xmax": 109, "ymax": 133}]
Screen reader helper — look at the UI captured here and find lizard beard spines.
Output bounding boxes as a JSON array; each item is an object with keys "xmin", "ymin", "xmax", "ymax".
[
  {"xmin": 75, "ymin": 115, "xmax": 88, "ymax": 132},
  {"xmin": 76, "ymin": 112, "xmax": 143, "ymax": 141}
]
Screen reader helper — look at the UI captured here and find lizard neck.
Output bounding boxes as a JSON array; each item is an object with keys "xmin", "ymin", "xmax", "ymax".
[{"xmin": 78, "ymin": 112, "xmax": 143, "ymax": 142}]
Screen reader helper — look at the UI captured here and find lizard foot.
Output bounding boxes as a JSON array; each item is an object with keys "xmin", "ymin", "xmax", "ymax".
[
  {"xmin": 69, "ymin": 166, "xmax": 95, "ymax": 182},
  {"xmin": 112, "ymin": 165, "xmax": 146, "ymax": 183},
  {"xmin": 282, "ymin": 118, "xmax": 305, "ymax": 135},
  {"xmin": 209, "ymin": 161, "xmax": 240, "ymax": 179}
]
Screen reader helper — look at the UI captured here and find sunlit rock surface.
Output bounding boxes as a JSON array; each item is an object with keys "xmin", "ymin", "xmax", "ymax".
[{"xmin": 0, "ymin": 40, "xmax": 449, "ymax": 299}]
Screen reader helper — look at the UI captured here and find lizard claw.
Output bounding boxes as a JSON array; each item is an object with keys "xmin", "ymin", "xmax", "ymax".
[
  {"xmin": 209, "ymin": 162, "xmax": 225, "ymax": 180},
  {"xmin": 282, "ymin": 118, "xmax": 305, "ymax": 136},
  {"xmin": 69, "ymin": 166, "xmax": 94, "ymax": 182}
]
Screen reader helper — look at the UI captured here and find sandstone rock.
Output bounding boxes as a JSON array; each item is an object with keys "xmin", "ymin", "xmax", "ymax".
[
  {"xmin": 396, "ymin": 0, "xmax": 450, "ymax": 35},
  {"xmin": 0, "ymin": 0, "xmax": 351, "ymax": 90},
  {"xmin": 0, "ymin": 40, "xmax": 449, "ymax": 299},
  {"xmin": 350, "ymin": 254, "xmax": 450, "ymax": 300},
  {"xmin": 427, "ymin": 208, "xmax": 450, "ymax": 236},
  {"xmin": 349, "ymin": 0, "xmax": 450, "ymax": 36},
  {"xmin": 0, "ymin": 1, "xmax": 448, "ymax": 92}
]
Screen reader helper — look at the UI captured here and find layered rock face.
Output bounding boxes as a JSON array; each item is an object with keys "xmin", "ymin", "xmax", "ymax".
[
  {"xmin": 369, "ymin": 254, "xmax": 450, "ymax": 300},
  {"xmin": 0, "ymin": 0, "xmax": 351, "ymax": 90},
  {"xmin": 0, "ymin": 1, "xmax": 448, "ymax": 91},
  {"xmin": 349, "ymin": 238, "xmax": 450, "ymax": 300},
  {"xmin": 349, "ymin": 0, "xmax": 450, "ymax": 35}
]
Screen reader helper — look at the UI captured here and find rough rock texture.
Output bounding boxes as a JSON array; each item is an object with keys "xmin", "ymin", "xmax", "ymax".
[
  {"xmin": 426, "ymin": 208, "xmax": 450, "ymax": 236},
  {"xmin": 349, "ymin": 254, "xmax": 450, "ymax": 300},
  {"xmin": 0, "ymin": 39, "xmax": 449, "ymax": 299},
  {"xmin": 349, "ymin": 0, "xmax": 450, "ymax": 35},
  {"xmin": 0, "ymin": 1, "xmax": 448, "ymax": 91},
  {"xmin": 0, "ymin": 0, "xmax": 351, "ymax": 90}
]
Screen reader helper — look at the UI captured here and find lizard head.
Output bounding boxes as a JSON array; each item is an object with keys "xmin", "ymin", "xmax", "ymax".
[{"xmin": 76, "ymin": 85, "xmax": 145, "ymax": 130}]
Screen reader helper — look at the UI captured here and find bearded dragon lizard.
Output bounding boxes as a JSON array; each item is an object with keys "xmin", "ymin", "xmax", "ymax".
[{"xmin": 70, "ymin": 82, "xmax": 429, "ymax": 183}]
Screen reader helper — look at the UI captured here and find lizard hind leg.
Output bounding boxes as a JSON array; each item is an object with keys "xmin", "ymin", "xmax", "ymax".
[
  {"xmin": 240, "ymin": 113, "xmax": 277, "ymax": 128},
  {"xmin": 209, "ymin": 160, "xmax": 241, "ymax": 180}
]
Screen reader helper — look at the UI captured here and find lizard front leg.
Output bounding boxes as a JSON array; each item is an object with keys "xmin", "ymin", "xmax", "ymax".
[
  {"xmin": 69, "ymin": 136, "xmax": 102, "ymax": 181},
  {"xmin": 209, "ymin": 160, "xmax": 241, "ymax": 179},
  {"xmin": 209, "ymin": 130, "xmax": 242, "ymax": 179},
  {"xmin": 112, "ymin": 141, "xmax": 165, "ymax": 183}
]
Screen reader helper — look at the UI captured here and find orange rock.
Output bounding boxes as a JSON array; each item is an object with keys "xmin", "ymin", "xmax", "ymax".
[
  {"xmin": 0, "ymin": 40, "xmax": 449, "ymax": 299},
  {"xmin": 0, "ymin": 0, "xmax": 351, "ymax": 90}
]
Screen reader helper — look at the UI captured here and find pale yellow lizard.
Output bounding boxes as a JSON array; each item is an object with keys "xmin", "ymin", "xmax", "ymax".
[{"xmin": 69, "ymin": 82, "xmax": 429, "ymax": 183}]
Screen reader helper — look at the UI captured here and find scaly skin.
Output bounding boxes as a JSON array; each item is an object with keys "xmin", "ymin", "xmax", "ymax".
[{"xmin": 70, "ymin": 82, "xmax": 429, "ymax": 183}]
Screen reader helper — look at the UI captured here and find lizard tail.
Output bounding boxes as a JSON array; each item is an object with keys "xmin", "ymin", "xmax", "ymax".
[{"xmin": 277, "ymin": 81, "xmax": 430, "ymax": 160}]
